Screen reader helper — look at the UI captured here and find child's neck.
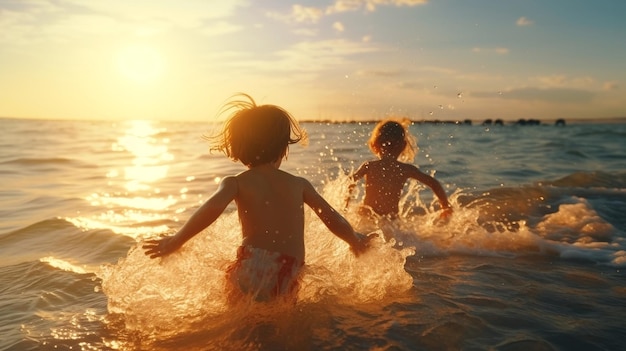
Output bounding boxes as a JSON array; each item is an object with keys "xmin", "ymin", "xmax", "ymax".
[
  {"xmin": 248, "ymin": 160, "xmax": 281, "ymax": 170},
  {"xmin": 379, "ymin": 154, "xmax": 399, "ymax": 161}
]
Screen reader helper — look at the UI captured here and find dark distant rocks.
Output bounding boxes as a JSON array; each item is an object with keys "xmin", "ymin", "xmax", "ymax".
[
  {"xmin": 301, "ymin": 118, "xmax": 567, "ymax": 126},
  {"xmin": 482, "ymin": 119, "xmax": 504, "ymax": 126},
  {"xmin": 515, "ymin": 118, "xmax": 541, "ymax": 125}
]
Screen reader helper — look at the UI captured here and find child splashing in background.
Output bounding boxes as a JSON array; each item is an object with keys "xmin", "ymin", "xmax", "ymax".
[
  {"xmin": 347, "ymin": 118, "xmax": 452, "ymax": 238},
  {"xmin": 143, "ymin": 93, "xmax": 374, "ymax": 302}
]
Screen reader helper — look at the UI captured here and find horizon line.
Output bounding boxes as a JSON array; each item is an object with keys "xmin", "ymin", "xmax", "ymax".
[{"xmin": 1, "ymin": 115, "xmax": 625, "ymax": 125}]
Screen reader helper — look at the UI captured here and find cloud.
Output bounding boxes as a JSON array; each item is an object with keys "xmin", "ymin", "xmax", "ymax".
[
  {"xmin": 274, "ymin": 0, "xmax": 428, "ymax": 23},
  {"xmin": 603, "ymin": 81, "xmax": 620, "ymax": 91},
  {"xmin": 356, "ymin": 68, "xmax": 406, "ymax": 77},
  {"xmin": 267, "ymin": 39, "xmax": 379, "ymax": 73},
  {"xmin": 290, "ymin": 4, "xmax": 324, "ymax": 23},
  {"xmin": 475, "ymin": 87, "xmax": 594, "ymax": 103},
  {"xmin": 333, "ymin": 21, "xmax": 345, "ymax": 32},
  {"xmin": 532, "ymin": 74, "xmax": 595, "ymax": 89},
  {"xmin": 74, "ymin": 1, "xmax": 244, "ymax": 27},
  {"xmin": 516, "ymin": 16, "xmax": 533, "ymax": 26},
  {"xmin": 472, "ymin": 47, "xmax": 510, "ymax": 55},
  {"xmin": 328, "ymin": 0, "xmax": 429, "ymax": 14},
  {"xmin": 0, "ymin": 1, "xmax": 246, "ymax": 44}
]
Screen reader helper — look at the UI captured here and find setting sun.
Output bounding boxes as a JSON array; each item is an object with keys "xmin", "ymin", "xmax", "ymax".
[{"xmin": 116, "ymin": 45, "xmax": 165, "ymax": 84}]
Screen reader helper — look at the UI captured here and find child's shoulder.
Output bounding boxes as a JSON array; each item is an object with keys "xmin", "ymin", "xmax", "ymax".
[
  {"xmin": 357, "ymin": 159, "xmax": 378, "ymax": 168},
  {"xmin": 397, "ymin": 160, "xmax": 421, "ymax": 171},
  {"xmin": 234, "ymin": 168, "xmax": 311, "ymax": 194}
]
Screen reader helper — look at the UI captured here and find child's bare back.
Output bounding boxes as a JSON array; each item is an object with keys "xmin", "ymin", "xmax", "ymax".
[
  {"xmin": 143, "ymin": 93, "xmax": 374, "ymax": 301},
  {"xmin": 349, "ymin": 118, "xmax": 451, "ymax": 219},
  {"xmin": 355, "ymin": 158, "xmax": 444, "ymax": 217},
  {"xmin": 233, "ymin": 163, "xmax": 354, "ymax": 263}
]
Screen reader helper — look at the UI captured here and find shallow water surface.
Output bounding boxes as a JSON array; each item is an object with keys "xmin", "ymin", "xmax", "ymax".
[{"xmin": 1, "ymin": 118, "xmax": 625, "ymax": 350}]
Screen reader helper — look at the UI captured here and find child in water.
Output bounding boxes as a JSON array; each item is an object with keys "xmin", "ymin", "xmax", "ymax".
[
  {"xmin": 143, "ymin": 93, "xmax": 374, "ymax": 302},
  {"xmin": 347, "ymin": 118, "xmax": 452, "ymax": 222}
]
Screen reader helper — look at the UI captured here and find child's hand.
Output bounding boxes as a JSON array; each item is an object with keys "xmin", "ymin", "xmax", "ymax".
[
  {"xmin": 351, "ymin": 232, "xmax": 378, "ymax": 256},
  {"xmin": 440, "ymin": 207, "xmax": 453, "ymax": 220},
  {"xmin": 434, "ymin": 207, "xmax": 453, "ymax": 226},
  {"xmin": 143, "ymin": 236, "xmax": 179, "ymax": 259}
]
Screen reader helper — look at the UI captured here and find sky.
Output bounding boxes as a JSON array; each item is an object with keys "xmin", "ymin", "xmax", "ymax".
[{"xmin": 1, "ymin": 0, "xmax": 625, "ymax": 122}]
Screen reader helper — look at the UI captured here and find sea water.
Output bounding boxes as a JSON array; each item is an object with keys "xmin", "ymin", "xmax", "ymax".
[{"xmin": 0, "ymin": 117, "xmax": 625, "ymax": 350}]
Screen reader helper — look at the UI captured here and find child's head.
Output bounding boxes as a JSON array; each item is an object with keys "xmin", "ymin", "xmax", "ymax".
[
  {"xmin": 368, "ymin": 118, "xmax": 416, "ymax": 162},
  {"xmin": 209, "ymin": 93, "xmax": 306, "ymax": 167}
]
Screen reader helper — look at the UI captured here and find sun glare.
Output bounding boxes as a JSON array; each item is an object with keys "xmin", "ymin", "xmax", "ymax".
[{"xmin": 116, "ymin": 45, "xmax": 165, "ymax": 84}]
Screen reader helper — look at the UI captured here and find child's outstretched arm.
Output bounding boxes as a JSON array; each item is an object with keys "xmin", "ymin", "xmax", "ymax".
[
  {"xmin": 143, "ymin": 176, "xmax": 238, "ymax": 258},
  {"xmin": 408, "ymin": 167, "xmax": 452, "ymax": 214},
  {"xmin": 302, "ymin": 178, "xmax": 374, "ymax": 255}
]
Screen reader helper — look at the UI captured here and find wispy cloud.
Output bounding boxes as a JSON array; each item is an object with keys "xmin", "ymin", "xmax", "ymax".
[
  {"xmin": 532, "ymin": 74, "xmax": 595, "ymax": 89},
  {"xmin": 289, "ymin": 4, "xmax": 325, "ymax": 24},
  {"xmin": 603, "ymin": 81, "xmax": 620, "ymax": 91},
  {"xmin": 472, "ymin": 47, "xmax": 510, "ymax": 55},
  {"xmin": 327, "ymin": 0, "xmax": 428, "ymax": 14},
  {"xmin": 356, "ymin": 68, "xmax": 407, "ymax": 78},
  {"xmin": 0, "ymin": 0, "xmax": 246, "ymax": 44},
  {"xmin": 516, "ymin": 16, "xmax": 533, "ymax": 26},
  {"xmin": 271, "ymin": 0, "xmax": 428, "ymax": 23},
  {"xmin": 271, "ymin": 39, "xmax": 379, "ymax": 73},
  {"xmin": 491, "ymin": 87, "xmax": 594, "ymax": 103}
]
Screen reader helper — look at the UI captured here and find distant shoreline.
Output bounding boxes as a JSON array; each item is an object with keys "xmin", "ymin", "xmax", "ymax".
[
  {"xmin": 1, "ymin": 116, "xmax": 625, "ymax": 125},
  {"xmin": 299, "ymin": 117, "xmax": 626, "ymax": 126}
]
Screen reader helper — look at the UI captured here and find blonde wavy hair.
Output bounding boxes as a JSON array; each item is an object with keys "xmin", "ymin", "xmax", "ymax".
[{"xmin": 368, "ymin": 118, "xmax": 417, "ymax": 162}]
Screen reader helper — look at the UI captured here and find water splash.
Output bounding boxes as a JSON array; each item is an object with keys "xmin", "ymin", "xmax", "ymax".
[
  {"xmin": 98, "ymin": 191, "xmax": 414, "ymax": 346},
  {"xmin": 334, "ymin": 172, "xmax": 625, "ymax": 265},
  {"xmin": 97, "ymin": 171, "xmax": 625, "ymax": 348}
]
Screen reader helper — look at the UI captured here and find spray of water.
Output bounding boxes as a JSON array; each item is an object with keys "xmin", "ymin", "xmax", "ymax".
[
  {"xmin": 98, "ymin": 173, "xmax": 623, "ymax": 348},
  {"xmin": 98, "ymin": 177, "xmax": 414, "ymax": 347}
]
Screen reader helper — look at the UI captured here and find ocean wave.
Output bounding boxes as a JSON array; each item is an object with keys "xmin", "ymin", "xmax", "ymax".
[
  {"xmin": 573, "ymin": 129, "xmax": 626, "ymax": 138},
  {"xmin": 0, "ymin": 217, "xmax": 136, "ymax": 268},
  {"xmin": 0, "ymin": 157, "xmax": 98, "ymax": 173},
  {"xmin": 544, "ymin": 170, "xmax": 626, "ymax": 188},
  {"xmin": 0, "ymin": 259, "xmax": 108, "ymax": 351},
  {"xmin": 332, "ymin": 170, "xmax": 626, "ymax": 266}
]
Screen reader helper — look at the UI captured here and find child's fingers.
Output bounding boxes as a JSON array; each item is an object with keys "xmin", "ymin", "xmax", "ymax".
[
  {"xmin": 351, "ymin": 232, "xmax": 379, "ymax": 256},
  {"xmin": 366, "ymin": 232, "xmax": 379, "ymax": 240},
  {"xmin": 434, "ymin": 208, "xmax": 453, "ymax": 226},
  {"xmin": 142, "ymin": 239, "xmax": 164, "ymax": 258}
]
